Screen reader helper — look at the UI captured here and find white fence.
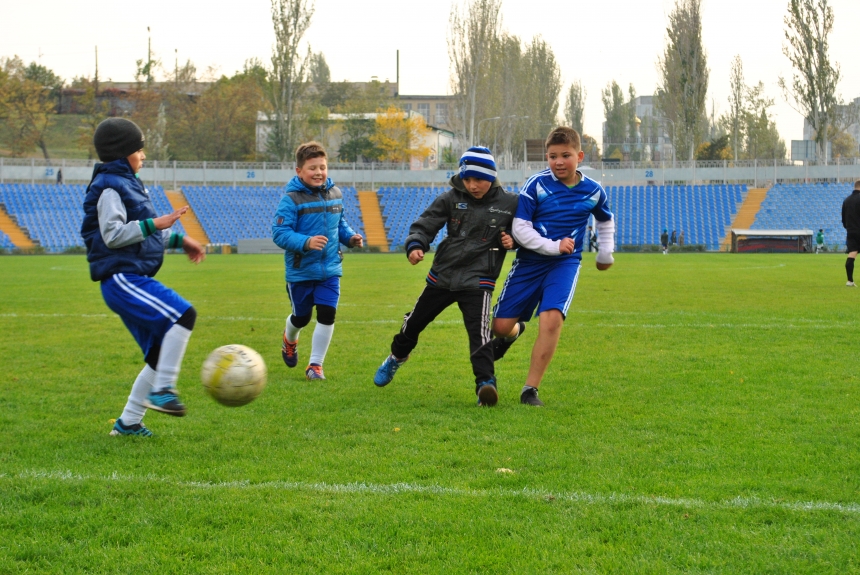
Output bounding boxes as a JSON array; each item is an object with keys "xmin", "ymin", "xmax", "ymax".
[{"xmin": 2, "ymin": 157, "xmax": 860, "ymax": 189}]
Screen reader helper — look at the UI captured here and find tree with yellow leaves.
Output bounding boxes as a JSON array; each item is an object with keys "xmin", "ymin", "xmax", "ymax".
[{"xmin": 371, "ymin": 105, "xmax": 432, "ymax": 164}]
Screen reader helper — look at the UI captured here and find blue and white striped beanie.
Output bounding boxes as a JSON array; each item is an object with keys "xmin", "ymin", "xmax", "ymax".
[{"xmin": 459, "ymin": 146, "xmax": 497, "ymax": 182}]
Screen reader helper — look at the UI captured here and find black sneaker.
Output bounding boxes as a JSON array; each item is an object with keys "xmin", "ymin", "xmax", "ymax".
[
  {"xmin": 492, "ymin": 321, "xmax": 526, "ymax": 360},
  {"xmin": 520, "ymin": 386, "xmax": 544, "ymax": 407},
  {"xmin": 476, "ymin": 380, "xmax": 498, "ymax": 407}
]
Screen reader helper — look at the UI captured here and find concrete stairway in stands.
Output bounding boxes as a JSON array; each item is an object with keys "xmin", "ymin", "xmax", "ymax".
[
  {"xmin": 0, "ymin": 203, "xmax": 35, "ymax": 248},
  {"xmin": 721, "ymin": 187, "xmax": 769, "ymax": 250},
  {"xmin": 165, "ymin": 190, "xmax": 211, "ymax": 246},
  {"xmin": 357, "ymin": 191, "xmax": 389, "ymax": 252}
]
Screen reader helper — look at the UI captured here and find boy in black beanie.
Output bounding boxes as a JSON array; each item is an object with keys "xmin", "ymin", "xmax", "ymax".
[{"xmin": 81, "ymin": 117, "xmax": 206, "ymax": 436}]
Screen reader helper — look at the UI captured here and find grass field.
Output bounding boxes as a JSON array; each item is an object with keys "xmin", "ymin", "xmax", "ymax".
[{"xmin": 1, "ymin": 252, "xmax": 859, "ymax": 573}]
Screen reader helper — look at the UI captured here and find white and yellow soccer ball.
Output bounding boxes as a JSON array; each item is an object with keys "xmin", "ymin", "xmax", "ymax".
[{"xmin": 201, "ymin": 345, "xmax": 267, "ymax": 407}]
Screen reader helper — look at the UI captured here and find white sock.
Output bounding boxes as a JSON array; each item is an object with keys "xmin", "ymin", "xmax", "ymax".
[
  {"xmin": 521, "ymin": 385, "xmax": 538, "ymax": 395},
  {"xmin": 153, "ymin": 324, "xmax": 193, "ymax": 392},
  {"xmin": 309, "ymin": 322, "xmax": 334, "ymax": 366},
  {"xmin": 285, "ymin": 316, "xmax": 302, "ymax": 342},
  {"xmin": 120, "ymin": 365, "xmax": 156, "ymax": 425}
]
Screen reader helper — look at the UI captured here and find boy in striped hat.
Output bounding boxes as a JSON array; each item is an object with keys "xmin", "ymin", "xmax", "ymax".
[{"xmin": 373, "ymin": 146, "xmax": 519, "ymax": 406}]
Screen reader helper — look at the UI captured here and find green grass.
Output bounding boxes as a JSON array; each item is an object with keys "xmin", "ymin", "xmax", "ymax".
[{"xmin": 1, "ymin": 253, "xmax": 858, "ymax": 573}]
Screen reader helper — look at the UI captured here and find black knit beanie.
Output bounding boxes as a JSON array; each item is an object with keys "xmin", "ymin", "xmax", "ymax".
[{"xmin": 93, "ymin": 118, "xmax": 145, "ymax": 162}]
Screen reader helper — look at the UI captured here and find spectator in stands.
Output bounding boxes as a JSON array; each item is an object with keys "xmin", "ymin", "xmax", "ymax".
[
  {"xmin": 842, "ymin": 181, "xmax": 860, "ymax": 286},
  {"xmin": 372, "ymin": 147, "xmax": 518, "ymax": 407},
  {"xmin": 661, "ymin": 228, "xmax": 669, "ymax": 254},
  {"xmin": 670, "ymin": 230, "xmax": 677, "ymax": 245},
  {"xmin": 81, "ymin": 118, "xmax": 205, "ymax": 437},
  {"xmin": 815, "ymin": 229, "xmax": 825, "ymax": 254},
  {"xmin": 586, "ymin": 225, "xmax": 598, "ymax": 252},
  {"xmin": 56, "ymin": 168, "xmax": 63, "ymax": 185},
  {"xmin": 491, "ymin": 127, "xmax": 615, "ymax": 407},
  {"xmin": 273, "ymin": 141, "xmax": 364, "ymax": 380}
]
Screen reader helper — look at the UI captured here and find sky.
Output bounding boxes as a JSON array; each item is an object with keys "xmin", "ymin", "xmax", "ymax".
[{"xmin": 3, "ymin": 0, "xmax": 860, "ymax": 148}]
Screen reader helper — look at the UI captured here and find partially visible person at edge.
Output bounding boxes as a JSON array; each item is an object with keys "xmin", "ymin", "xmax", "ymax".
[{"xmin": 842, "ymin": 180, "xmax": 860, "ymax": 286}]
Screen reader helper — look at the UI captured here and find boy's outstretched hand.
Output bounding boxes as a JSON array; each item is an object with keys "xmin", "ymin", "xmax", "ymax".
[
  {"xmin": 408, "ymin": 249, "xmax": 424, "ymax": 265},
  {"xmin": 500, "ymin": 231, "xmax": 514, "ymax": 250},
  {"xmin": 349, "ymin": 234, "xmax": 364, "ymax": 248},
  {"xmin": 183, "ymin": 236, "xmax": 206, "ymax": 264},
  {"xmin": 153, "ymin": 206, "xmax": 189, "ymax": 230}
]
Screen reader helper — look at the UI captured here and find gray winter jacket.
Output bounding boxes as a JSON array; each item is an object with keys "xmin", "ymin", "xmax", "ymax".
[{"xmin": 404, "ymin": 175, "xmax": 518, "ymax": 291}]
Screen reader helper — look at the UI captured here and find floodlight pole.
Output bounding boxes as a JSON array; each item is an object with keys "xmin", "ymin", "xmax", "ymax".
[{"xmin": 476, "ymin": 116, "xmax": 501, "ymax": 147}]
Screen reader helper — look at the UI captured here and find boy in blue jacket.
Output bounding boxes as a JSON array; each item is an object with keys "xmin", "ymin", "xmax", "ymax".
[
  {"xmin": 81, "ymin": 118, "xmax": 205, "ymax": 436},
  {"xmin": 272, "ymin": 141, "xmax": 363, "ymax": 380}
]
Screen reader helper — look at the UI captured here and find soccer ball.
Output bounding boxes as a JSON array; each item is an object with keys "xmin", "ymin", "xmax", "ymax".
[{"xmin": 201, "ymin": 345, "xmax": 267, "ymax": 407}]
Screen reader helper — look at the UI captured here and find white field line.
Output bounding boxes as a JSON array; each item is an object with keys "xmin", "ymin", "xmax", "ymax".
[
  {"xmin": 1, "ymin": 312, "xmax": 855, "ymax": 329},
  {"xmin": 6, "ymin": 469, "xmax": 859, "ymax": 515}
]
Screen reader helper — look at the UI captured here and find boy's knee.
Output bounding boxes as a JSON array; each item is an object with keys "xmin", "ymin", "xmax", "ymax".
[
  {"xmin": 290, "ymin": 313, "xmax": 312, "ymax": 328},
  {"xmin": 316, "ymin": 305, "xmax": 336, "ymax": 326},
  {"xmin": 176, "ymin": 306, "xmax": 197, "ymax": 330}
]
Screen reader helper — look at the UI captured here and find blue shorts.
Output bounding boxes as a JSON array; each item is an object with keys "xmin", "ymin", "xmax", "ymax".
[
  {"xmin": 493, "ymin": 258, "xmax": 581, "ymax": 321},
  {"xmin": 287, "ymin": 276, "xmax": 341, "ymax": 317},
  {"xmin": 101, "ymin": 273, "xmax": 192, "ymax": 358}
]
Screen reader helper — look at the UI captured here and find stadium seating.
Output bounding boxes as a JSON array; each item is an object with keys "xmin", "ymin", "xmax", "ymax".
[
  {"xmin": 0, "ymin": 229, "xmax": 14, "ymax": 250},
  {"xmin": 604, "ymin": 184, "xmax": 746, "ymax": 250},
  {"xmin": 750, "ymin": 183, "xmax": 851, "ymax": 250},
  {"xmin": 378, "ymin": 185, "xmax": 520, "ymax": 250},
  {"xmin": 180, "ymin": 185, "xmax": 365, "ymax": 246},
  {"xmin": 0, "ymin": 183, "xmax": 183, "ymax": 251}
]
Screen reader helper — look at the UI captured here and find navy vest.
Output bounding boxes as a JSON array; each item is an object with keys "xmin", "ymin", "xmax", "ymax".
[{"xmin": 81, "ymin": 159, "xmax": 164, "ymax": 281}]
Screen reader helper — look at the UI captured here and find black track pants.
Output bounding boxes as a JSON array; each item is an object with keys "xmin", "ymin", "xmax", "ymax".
[{"xmin": 390, "ymin": 286, "xmax": 494, "ymax": 385}]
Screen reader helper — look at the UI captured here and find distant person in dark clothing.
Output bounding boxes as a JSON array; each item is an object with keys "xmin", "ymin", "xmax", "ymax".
[
  {"xmin": 586, "ymin": 225, "xmax": 597, "ymax": 252},
  {"xmin": 56, "ymin": 168, "xmax": 63, "ymax": 185},
  {"xmin": 660, "ymin": 228, "xmax": 669, "ymax": 255},
  {"xmin": 842, "ymin": 180, "xmax": 860, "ymax": 287},
  {"xmin": 670, "ymin": 230, "xmax": 677, "ymax": 246}
]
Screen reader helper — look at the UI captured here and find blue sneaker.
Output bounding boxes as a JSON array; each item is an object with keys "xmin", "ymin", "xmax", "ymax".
[
  {"xmin": 476, "ymin": 379, "xmax": 498, "ymax": 407},
  {"xmin": 109, "ymin": 418, "xmax": 153, "ymax": 437},
  {"xmin": 374, "ymin": 354, "xmax": 408, "ymax": 387},
  {"xmin": 144, "ymin": 389, "xmax": 187, "ymax": 417}
]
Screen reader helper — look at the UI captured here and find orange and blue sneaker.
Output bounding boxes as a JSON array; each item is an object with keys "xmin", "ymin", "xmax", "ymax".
[
  {"xmin": 109, "ymin": 418, "xmax": 153, "ymax": 437},
  {"xmin": 282, "ymin": 332, "xmax": 298, "ymax": 368},
  {"xmin": 305, "ymin": 363, "xmax": 325, "ymax": 380}
]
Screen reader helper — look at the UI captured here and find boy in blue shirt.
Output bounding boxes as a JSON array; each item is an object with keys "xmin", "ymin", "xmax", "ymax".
[
  {"xmin": 272, "ymin": 141, "xmax": 363, "ymax": 380},
  {"xmin": 81, "ymin": 118, "xmax": 205, "ymax": 436},
  {"xmin": 492, "ymin": 127, "xmax": 615, "ymax": 406}
]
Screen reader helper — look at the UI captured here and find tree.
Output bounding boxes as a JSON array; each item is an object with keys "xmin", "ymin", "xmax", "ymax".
[
  {"xmin": 169, "ymin": 72, "xmax": 266, "ymax": 161},
  {"xmin": 447, "ymin": 0, "xmax": 502, "ymax": 147},
  {"xmin": 565, "ymin": 81, "xmax": 585, "ymax": 134},
  {"xmin": 370, "ymin": 106, "xmax": 432, "ymax": 164},
  {"xmin": 778, "ymin": 0, "xmax": 840, "ymax": 163},
  {"xmin": 726, "ymin": 55, "xmax": 744, "ymax": 161},
  {"xmin": 523, "ymin": 36, "xmax": 561, "ymax": 134},
  {"xmin": 656, "ymin": 0, "xmax": 709, "ymax": 161},
  {"xmin": 602, "ymin": 81, "xmax": 626, "ymax": 156},
  {"xmin": 71, "ymin": 76, "xmax": 110, "ymax": 159},
  {"xmin": 0, "ymin": 56, "xmax": 59, "ymax": 159},
  {"xmin": 695, "ymin": 134, "xmax": 732, "ymax": 160},
  {"xmin": 743, "ymin": 82, "xmax": 785, "ymax": 160},
  {"xmin": 267, "ymin": 0, "xmax": 314, "ymax": 161}
]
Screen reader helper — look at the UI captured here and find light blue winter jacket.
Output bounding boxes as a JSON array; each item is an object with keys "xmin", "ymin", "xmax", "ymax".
[{"xmin": 272, "ymin": 176, "xmax": 358, "ymax": 283}]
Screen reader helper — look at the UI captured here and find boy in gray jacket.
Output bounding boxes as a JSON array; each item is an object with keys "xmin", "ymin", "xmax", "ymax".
[{"xmin": 373, "ymin": 147, "xmax": 518, "ymax": 406}]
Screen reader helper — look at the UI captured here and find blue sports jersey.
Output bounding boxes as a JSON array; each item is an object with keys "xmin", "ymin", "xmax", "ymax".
[{"xmin": 514, "ymin": 169, "xmax": 613, "ymax": 262}]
